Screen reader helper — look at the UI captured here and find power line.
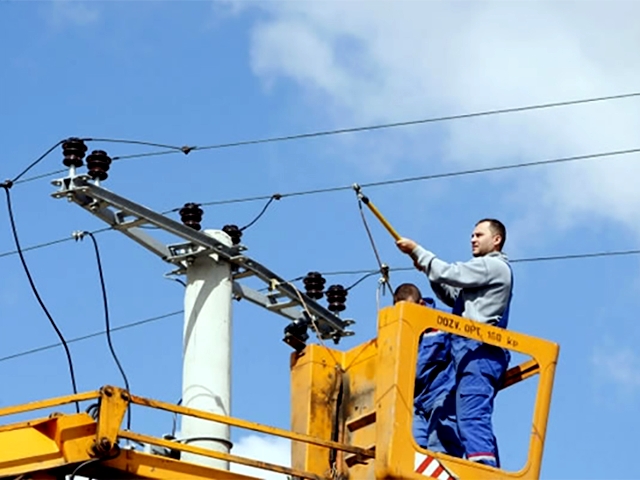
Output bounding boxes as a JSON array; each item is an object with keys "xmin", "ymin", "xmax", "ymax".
[
  {"xmin": 88, "ymin": 137, "xmax": 189, "ymax": 152},
  {"xmin": 11, "ymin": 91, "xmax": 640, "ymax": 185},
  {"xmin": 2, "ymin": 246, "xmax": 640, "ymax": 367},
  {"xmin": 2, "ymin": 145, "xmax": 640, "ymax": 264},
  {"xmin": 345, "ymin": 271, "xmax": 382, "ymax": 291},
  {"xmin": 195, "ymin": 147, "xmax": 640, "ymax": 207},
  {"xmin": 189, "ymin": 91, "xmax": 640, "ymax": 153},
  {"xmin": 0, "ymin": 311, "xmax": 182, "ymax": 364},
  {"xmin": 511, "ymin": 249, "xmax": 640, "ymax": 263},
  {"xmin": 317, "ymin": 247, "xmax": 640, "ymax": 276},
  {"xmin": 355, "ymin": 196, "xmax": 392, "ymax": 291},
  {"xmin": 9, "ymin": 138, "xmax": 187, "ymax": 187},
  {"xmin": 239, "ymin": 194, "xmax": 282, "ymax": 232},
  {"xmin": 0, "ymin": 185, "xmax": 80, "ymax": 412},
  {"xmin": 14, "ymin": 168, "xmax": 66, "ymax": 186},
  {"xmin": 9, "ymin": 140, "xmax": 65, "ymax": 184},
  {"xmin": 77, "ymin": 230, "xmax": 132, "ymax": 430},
  {"xmin": 0, "ymin": 227, "xmax": 111, "ymax": 260}
]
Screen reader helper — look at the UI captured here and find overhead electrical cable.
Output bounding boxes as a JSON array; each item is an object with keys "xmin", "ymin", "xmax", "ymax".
[
  {"xmin": 0, "ymin": 184, "xmax": 80, "ymax": 412},
  {"xmin": 10, "ymin": 91, "xmax": 640, "ymax": 185},
  {"xmin": 10, "ymin": 140, "xmax": 66, "ymax": 184},
  {"xmin": 0, "ymin": 311, "xmax": 182, "ymax": 364},
  {"xmin": 76, "ymin": 230, "xmax": 132, "ymax": 430},
  {"xmin": 196, "ymin": 147, "xmax": 640, "ymax": 207},
  {"xmin": 355, "ymin": 197, "xmax": 392, "ymax": 293},
  {"xmin": 1, "ymin": 145, "xmax": 640, "ymax": 265},
  {"xmin": 2, "ymin": 247, "xmax": 640, "ymax": 366},
  {"xmin": 0, "ymin": 226, "xmax": 111, "ymax": 260},
  {"xmin": 238, "ymin": 194, "xmax": 282, "ymax": 232}
]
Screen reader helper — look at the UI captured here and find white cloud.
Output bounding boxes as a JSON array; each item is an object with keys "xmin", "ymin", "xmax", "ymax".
[
  {"xmin": 212, "ymin": 0, "xmax": 247, "ymax": 17},
  {"xmin": 241, "ymin": 0, "xmax": 640, "ymax": 244},
  {"xmin": 48, "ymin": 0, "xmax": 99, "ymax": 27},
  {"xmin": 592, "ymin": 343, "xmax": 640, "ymax": 401},
  {"xmin": 230, "ymin": 434, "xmax": 291, "ymax": 479}
]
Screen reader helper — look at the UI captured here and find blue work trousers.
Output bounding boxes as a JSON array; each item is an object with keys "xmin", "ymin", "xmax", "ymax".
[
  {"xmin": 413, "ymin": 332, "xmax": 463, "ymax": 457},
  {"xmin": 449, "ymin": 335, "xmax": 510, "ymax": 468}
]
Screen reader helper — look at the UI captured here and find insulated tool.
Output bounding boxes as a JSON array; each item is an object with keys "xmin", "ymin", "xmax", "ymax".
[{"xmin": 352, "ymin": 183, "xmax": 401, "ymax": 241}]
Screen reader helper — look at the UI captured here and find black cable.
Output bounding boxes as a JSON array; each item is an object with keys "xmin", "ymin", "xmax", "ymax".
[
  {"xmin": 69, "ymin": 458, "xmax": 102, "ymax": 480},
  {"xmin": 78, "ymin": 231, "xmax": 132, "ymax": 430},
  {"xmin": 3, "ymin": 145, "xmax": 638, "ymax": 250},
  {"xmin": 0, "ymin": 235, "xmax": 79, "ymax": 259},
  {"xmin": 69, "ymin": 447, "xmax": 121, "ymax": 480},
  {"xmin": 171, "ymin": 397, "xmax": 183, "ymax": 438},
  {"xmin": 15, "ymin": 151, "xmax": 178, "ymax": 184},
  {"xmin": 0, "ymin": 311, "xmax": 182, "ymax": 364},
  {"xmin": 1, "ymin": 245, "xmax": 639, "ymax": 366},
  {"xmin": 510, "ymin": 249, "xmax": 640, "ymax": 263},
  {"xmin": 345, "ymin": 271, "xmax": 381, "ymax": 291},
  {"xmin": 166, "ymin": 277, "xmax": 187, "ymax": 287},
  {"xmin": 196, "ymin": 146, "xmax": 640, "ymax": 207},
  {"xmin": 9, "ymin": 138, "xmax": 182, "ymax": 187},
  {"xmin": 14, "ymin": 167, "xmax": 66, "ymax": 186},
  {"xmin": 87, "ymin": 137, "xmax": 189, "ymax": 152},
  {"xmin": 239, "ymin": 194, "xmax": 282, "ymax": 231},
  {"xmin": 0, "ymin": 226, "xmax": 111, "ymax": 260},
  {"xmin": 111, "ymin": 149, "xmax": 180, "ymax": 162},
  {"xmin": 12, "ymin": 91, "xmax": 640, "ymax": 185},
  {"xmin": 191, "ymin": 92, "xmax": 640, "ymax": 153},
  {"xmin": 356, "ymin": 198, "xmax": 393, "ymax": 293},
  {"xmin": 199, "ymin": 192, "xmax": 274, "ymax": 207},
  {"xmin": 10, "ymin": 140, "xmax": 65, "ymax": 183},
  {"xmin": 0, "ymin": 184, "xmax": 80, "ymax": 412}
]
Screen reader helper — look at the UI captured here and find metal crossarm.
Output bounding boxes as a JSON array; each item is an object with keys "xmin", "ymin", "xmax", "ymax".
[{"xmin": 51, "ymin": 174, "xmax": 354, "ymax": 342}]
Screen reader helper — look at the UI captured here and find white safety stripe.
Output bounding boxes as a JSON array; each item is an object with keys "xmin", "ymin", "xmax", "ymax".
[
  {"xmin": 423, "ymin": 457, "xmax": 438, "ymax": 476},
  {"xmin": 422, "ymin": 330, "xmax": 443, "ymax": 338},
  {"xmin": 469, "ymin": 454, "xmax": 495, "ymax": 463},
  {"xmin": 437, "ymin": 469, "xmax": 452, "ymax": 480},
  {"xmin": 414, "ymin": 452, "xmax": 457, "ymax": 480}
]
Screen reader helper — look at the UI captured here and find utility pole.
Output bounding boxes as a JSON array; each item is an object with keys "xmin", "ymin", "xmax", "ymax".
[
  {"xmin": 52, "ymin": 138, "xmax": 355, "ymax": 471},
  {"xmin": 181, "ymin": 229, "xmax": 233, "ymax": 468}
]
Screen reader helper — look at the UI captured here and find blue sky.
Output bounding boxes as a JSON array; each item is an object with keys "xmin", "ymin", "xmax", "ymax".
[{"xmin": 1, "ymin": 1, "xmax": 640, "ymax": 479}]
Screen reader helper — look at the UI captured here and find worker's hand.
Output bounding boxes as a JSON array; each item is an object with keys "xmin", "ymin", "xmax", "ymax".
[{"xmin": 396, "ymin": 237, "xmax": 418, "ymax": 254}]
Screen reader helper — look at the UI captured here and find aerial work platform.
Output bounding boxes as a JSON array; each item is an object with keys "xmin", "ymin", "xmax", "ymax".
[{"xmin": 0, "ymin": 302, "xmax": 558, "ymax": 480}]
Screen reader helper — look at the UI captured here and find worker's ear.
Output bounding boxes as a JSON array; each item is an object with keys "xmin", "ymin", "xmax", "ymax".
[{"xmin": 418, "ymin": 298, "xmax": 426, "ymax": 306}]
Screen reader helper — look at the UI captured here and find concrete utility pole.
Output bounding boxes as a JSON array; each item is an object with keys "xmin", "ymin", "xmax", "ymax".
[
  {"xmin": 52, "ymin": 138, "xmax": 355, "ymax": 472},
  {"xmin": 181, "ymin": 229, "xmax": 233, "ymax": 468}
]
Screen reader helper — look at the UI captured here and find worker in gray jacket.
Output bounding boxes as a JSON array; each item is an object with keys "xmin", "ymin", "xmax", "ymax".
[{"xmin": 396, "ymin": 218, "xmax": 513, "ymax": 468}]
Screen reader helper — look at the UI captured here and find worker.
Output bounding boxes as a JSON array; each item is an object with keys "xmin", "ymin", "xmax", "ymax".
[
  {"xmin": 396, "ymin": 218, "xmax": 513, "ymax": 468},
  {"xmin": 393, "ymin": 283, "xmax": 463, "ymax": 458}
]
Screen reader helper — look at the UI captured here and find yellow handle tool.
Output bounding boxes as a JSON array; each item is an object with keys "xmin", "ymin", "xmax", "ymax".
[{"xmin": 353, "ymin": 183, "xmax": 402, "ymax": 241}]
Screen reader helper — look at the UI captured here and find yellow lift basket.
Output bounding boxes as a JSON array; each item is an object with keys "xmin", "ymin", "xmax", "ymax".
[{"xmin": 0, "ymin": 302, "xmax": 558, "ymax": 479}]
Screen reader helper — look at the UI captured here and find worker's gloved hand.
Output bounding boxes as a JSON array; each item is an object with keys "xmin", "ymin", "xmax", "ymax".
[{"xmin": 396, "ymin": 237, "xmax": 418, "ymax": 254}]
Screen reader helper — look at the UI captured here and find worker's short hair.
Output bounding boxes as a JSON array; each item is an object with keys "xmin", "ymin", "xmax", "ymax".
[
  {"xmin": 477, "ymin": 218, "xmax": 507, "ymax": 250},
  {"xmin": 393, "ymin": 283, "xmax": 422, "ymax": 304}
]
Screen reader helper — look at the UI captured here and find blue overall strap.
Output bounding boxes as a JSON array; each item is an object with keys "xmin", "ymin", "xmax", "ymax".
[
  {"xmin": 451, "ymin": 292, "xmax": 464, "ymax": 316},
  {"xmin": 496, "ymin": 263, "xmax": 514, "ymax": 329}
]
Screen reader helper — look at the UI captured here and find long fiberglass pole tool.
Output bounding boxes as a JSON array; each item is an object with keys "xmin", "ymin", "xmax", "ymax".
[{"xmin": 352, "ymin": 183, "xmax": 401, "ymax": 241}]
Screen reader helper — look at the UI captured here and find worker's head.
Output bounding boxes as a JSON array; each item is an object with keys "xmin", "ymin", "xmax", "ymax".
[
  {"xmin": 472, "ymin": 218, "xmax": 506, "ymax": 257},
  {"xmin": 393, "ymin": 283, "xmax": 425, "ymax": 305}
]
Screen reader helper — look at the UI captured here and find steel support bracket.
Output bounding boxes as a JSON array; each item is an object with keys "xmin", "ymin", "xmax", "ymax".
[{"xmin": 52, "ymin": 174, "xmax": 355, "ymax": 342}]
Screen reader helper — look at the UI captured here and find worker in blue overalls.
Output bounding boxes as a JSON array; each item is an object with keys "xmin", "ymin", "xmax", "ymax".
[
  {"xmin": 396, "ymin": 218, "xmax": 513, "ymax": 468},
  {"xmin": 393, "ymin": 283, "xmax": 464, "ymax": 458}
]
